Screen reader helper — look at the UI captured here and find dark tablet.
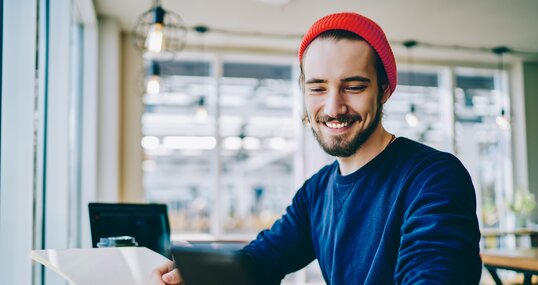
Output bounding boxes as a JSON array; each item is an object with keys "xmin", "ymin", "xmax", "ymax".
[{"xmin": 171, "ymin": 243, "xmax": 255, "ymax": 285}]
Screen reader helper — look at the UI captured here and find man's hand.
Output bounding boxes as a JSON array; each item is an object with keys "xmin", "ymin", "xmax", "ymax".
[{"xmin": 150, "ymin": 260, "xmax": 182, "ymax": 285}]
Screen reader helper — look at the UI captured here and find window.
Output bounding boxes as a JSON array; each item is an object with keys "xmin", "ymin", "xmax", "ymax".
[
  {"xmin": 143, "ymin": 60, "xmax": 216, "ymax": 235},
  {"xmin": 454, "ymin": 69, "xmax": 512, "ymax": 230},
  {"xmin": 385, "ymin": 69, "xmax": 450, "ymax": 151},
  {"xmin": 385, "ymin": 66, "xmax": 512, "ymax": 231},
  {"xmin": 142, "ymin": 55, "xmax": 299, "ymax": 240}
]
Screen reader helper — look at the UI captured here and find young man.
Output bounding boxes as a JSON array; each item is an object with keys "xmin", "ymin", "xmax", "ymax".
[{"xmin": 152, "ymin": 12, "xmax": 482, "ymax": 285}]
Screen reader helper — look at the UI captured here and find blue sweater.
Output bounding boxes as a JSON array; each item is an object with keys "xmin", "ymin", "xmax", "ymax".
[{"xmin": 242, "ymin": 137, "xmax": 482, "ymax": 284}]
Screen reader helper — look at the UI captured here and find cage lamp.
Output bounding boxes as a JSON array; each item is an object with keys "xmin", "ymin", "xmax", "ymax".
[{"xmin": 132, "ymin": 0, "xmax": 187, "ymax": 54}]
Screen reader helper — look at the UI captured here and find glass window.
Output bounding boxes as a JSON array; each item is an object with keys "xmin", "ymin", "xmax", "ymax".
[
  {"xmin": 142, "ymin": 56, "xmax": 297, "ymax": 239},
  {"xmin": 453, "ymin": 69, "xmax": 512, "ymax": 230},
  {"xmin": 385, "ymin": 69, "xmax": 449, "ymax": 150},
  {"xmin": 385, "ymin": 66, "xmax": 512, "ymax": 231},
  {"xmin": 143, "ymin": 59, "xmax": 215, "ymax": 234},
  {"xmin": 219, "ymin": 62, "xmax": 295, "ymax": 235}
]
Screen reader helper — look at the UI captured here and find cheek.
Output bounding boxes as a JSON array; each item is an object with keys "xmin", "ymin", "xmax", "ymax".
[
  {"xmin": 348, "ymin": 98, "xmax": 380, "ymax": 121},
  {"xmin": 304, "ymin": 96, "xmax": 322, "ymax": 115}
]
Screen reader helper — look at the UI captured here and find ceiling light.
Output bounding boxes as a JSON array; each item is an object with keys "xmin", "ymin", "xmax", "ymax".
[
  {"xmin": 405, "ymin": 104, "xmax": 419, "ymax": 128},
  {"xmin": 163, "ymin": 136, "xmax": 216, "ymax": 150},
  {"xmin": 133, "ymin": 0, "xmax": 187, "ymax": 54},
  {"xmin": 223, "ymin": 137, "xmax": 243, "ymax": 150},
  {"xmin": 195, "ymin": 97, "xmax": 209, "ymax": 121},
  {"xmin": 496, "ymin": 109, "xmax": 510, "ymax": 130},
  {"xmin": 267, "ymin": 137, "xmax": 288, "ymax": 150},
  {"xmin": 145, "ymin": 61, "xmax": 161, "ymax": 95},
  {"xmin": 141, "ymin": 136, "xmax": 160, "ymax": 150},
  {"xmin": 243, "ymin": 137, "xmax": 261, "ymax": 150}
]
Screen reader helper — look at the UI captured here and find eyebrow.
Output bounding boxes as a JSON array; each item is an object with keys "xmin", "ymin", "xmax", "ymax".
[
  {"xmin": 305, "ymin": 78, "xmax": 326, "ymax": 84},
  {"xmin": 305, "ymin": 76, "xmax": 371, "ymax": 85},
  {"xmin": 342, "ymin": 76, "xmax": 371, "ymax": 83}
]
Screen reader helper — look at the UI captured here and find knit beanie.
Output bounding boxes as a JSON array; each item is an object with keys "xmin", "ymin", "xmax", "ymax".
[{"xmin": 299, "ymin": 12, "xmax": 397, "ymax": 94}]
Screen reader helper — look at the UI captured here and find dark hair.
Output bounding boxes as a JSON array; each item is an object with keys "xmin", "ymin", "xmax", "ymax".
[{"xmin": 298, "ymin": 29, "xmax": 389, "ymax": 97}]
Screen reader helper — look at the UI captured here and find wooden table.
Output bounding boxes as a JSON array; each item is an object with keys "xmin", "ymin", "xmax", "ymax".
[
  {"xmin": 482, "ymin": 228, "xmax": 538, "ymax": 248},
  {"xmin": 481, "ymin": 249, "xmax": 538, "ymax": 285}
]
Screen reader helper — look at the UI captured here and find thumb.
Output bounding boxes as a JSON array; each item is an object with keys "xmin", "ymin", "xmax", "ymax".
[{"xmin": 162, "ymin": 268, "xmax": 181, "ymax": 284}]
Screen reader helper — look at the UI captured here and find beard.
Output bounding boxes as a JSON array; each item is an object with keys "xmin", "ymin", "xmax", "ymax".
[{"xmin": 311, "ymin": 103, "xmax": 383, "ymax": 157}]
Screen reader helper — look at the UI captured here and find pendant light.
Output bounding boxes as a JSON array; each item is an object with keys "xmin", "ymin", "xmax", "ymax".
[
  {"xmin": 405, "ymin": 103, "xmax": 419, "ymax": 128},
  {"xmin": 146, "ymin": 61, "xmax": 161, "ymax": 95},
  {"xmin": 196, "ymin": 97, "xmax": 208, "ymax": 120},
  {"xmin": 132, "ymin": 0, "xmax": 187, "ymax": 54},
  {"xmin": 492, "ymin": 46, "xmax": 511, "ymax": 130},
  {"xmin": 403, "ymin": 40, "xmax": 420, "ymax": 128},
  {"xmin": 193, "ymin": 25, "xmax": 210, "ymax": 121}
]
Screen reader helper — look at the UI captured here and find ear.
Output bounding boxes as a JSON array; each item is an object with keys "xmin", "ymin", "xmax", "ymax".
[
  {"xmin": 302, "ymin": 110, "xmax": 311, "ymax": 127},
  {"xmin": 379, "ymin": 85, "xmax": 392, "ymax": 104}
]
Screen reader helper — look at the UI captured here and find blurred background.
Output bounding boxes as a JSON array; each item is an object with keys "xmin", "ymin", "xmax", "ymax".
[{"xmin": 2, "ymin": 0, "xmax": 538, "ymax": 284}]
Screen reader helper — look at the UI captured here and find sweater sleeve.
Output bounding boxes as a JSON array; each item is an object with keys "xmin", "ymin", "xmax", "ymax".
[
  {"xmin": 395, "ymin": 154, "xmax": 482, "ymax": 285},
  {"xmin": 240, "ymin": 182, "xmax": 316, "ymax": 284}
]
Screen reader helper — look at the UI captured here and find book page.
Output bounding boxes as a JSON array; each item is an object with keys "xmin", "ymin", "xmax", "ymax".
[{"xmin": 30, "ymin": 247, "xmax": 170, "ymax": 285}]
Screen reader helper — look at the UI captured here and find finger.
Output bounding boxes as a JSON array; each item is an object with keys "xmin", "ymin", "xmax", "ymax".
[
  {"xmin": 150, "ymin": 268, "xmax": 168, "ymax": 285},
  {"xmin": 150, "ymin": 261, "xmax": 175, "ymax": 285},
  {"xmin": 162, "ymin": 268, "xmax": 182, "ymax": 285}
]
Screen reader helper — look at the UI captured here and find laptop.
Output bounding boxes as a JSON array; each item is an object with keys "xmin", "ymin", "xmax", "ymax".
[
  {"xmin": 171, "ymin": 243, "xmax": 255, "ymax": 285},
  {"xmin": 88, "ymin": 203, "xmax": 171, "ymax": 258}
]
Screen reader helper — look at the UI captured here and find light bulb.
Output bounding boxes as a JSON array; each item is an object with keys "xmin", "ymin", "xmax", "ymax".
[
  {"xmin": 141, "ymin": 136, "xmax": 160, "ymax": 150},
  {"xmin": 195, "ymin": 97, "xmax": 208, "ymax": 120},
  {"xmin": 495, "ymin": 109, "xmax": 510, "ymax": 130},
  {"xmin": 145, "ymin": 23, "xmax": 164, "ymax": 53},
  {"xmin": 146, "ymin": 75, "xmax": 161, "ymax": 95},
  {"xmin": 405, "ymin": 112, "xmax": 419, "ymax": 127},
  {"xmin": 405, "ymin": 104, "xmax": 419, "ymax": 127},
  {"xmin": 496, "ymin": 114, "xmax": 510, "ymax": 130},
  {"xmin": 196, "ymin": 106, "xmax": 208, "ymax": 120}
]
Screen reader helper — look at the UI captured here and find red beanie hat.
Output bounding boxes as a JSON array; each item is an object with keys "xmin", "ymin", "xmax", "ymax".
[{"xmin": 299, "ymin": 12, "xmax": 397, "ymax": 94}]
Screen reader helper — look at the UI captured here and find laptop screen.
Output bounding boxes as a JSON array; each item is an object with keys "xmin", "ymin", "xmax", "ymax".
[{"xmin": 88, "ymin": 203, "xmax": 171, "ymax": 258}]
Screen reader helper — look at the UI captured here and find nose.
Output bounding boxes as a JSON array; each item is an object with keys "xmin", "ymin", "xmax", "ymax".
[{"xmin": 323, "ymin": 89, "xmax": 347, "ymax": 118}]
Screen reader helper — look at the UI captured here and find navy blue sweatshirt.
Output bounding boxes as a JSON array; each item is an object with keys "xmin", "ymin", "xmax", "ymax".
[{"xmin": 241, "ymin": 137, "xmax": 482, "ymax": 284}]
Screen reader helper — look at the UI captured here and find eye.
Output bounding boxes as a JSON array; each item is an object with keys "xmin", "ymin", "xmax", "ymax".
[
  {"xmin": 344, "ymin": 85, "xmax": 366, "ymax": 93},
  {"xmin": 308, "ymin": 86, "xmax": 326, "ymax": 94}
]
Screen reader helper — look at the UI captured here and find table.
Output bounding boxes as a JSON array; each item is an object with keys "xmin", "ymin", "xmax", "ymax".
[
  {"xmin": 481, "ymin": 249, "xmax": 538, "ymax": 285},
  {"xmin": 482, "ymin": 228, "xmax": 538, "ymax": 248}
]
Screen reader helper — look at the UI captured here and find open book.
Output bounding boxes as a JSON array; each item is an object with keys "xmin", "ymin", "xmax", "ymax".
[{"xmin": 30, "ymin": 247, "xmax": 170, "ymax": 285}]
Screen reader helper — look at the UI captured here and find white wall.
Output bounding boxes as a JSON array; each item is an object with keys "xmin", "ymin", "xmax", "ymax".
[
  {"xmin": 120, "ymin": 31, "xmax": 144, "ymax": 202},
  {"xmin": 98, "ymin": 17, "xmax": 122, "ymax": 202}
]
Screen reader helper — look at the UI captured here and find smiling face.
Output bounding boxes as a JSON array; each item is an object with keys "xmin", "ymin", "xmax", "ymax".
[{"xmin": 302, "ymin": 37, "xmax": 390, "ymax": 157}]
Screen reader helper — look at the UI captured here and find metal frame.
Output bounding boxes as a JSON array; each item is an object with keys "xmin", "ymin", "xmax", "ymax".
[{"xmin": 485, "ymin": 264, "xmax": 538, "ymax": 285}]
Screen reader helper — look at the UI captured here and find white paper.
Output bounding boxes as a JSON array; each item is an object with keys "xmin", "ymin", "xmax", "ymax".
[{"xmin": 30, "ymin": 247, "xmax": 171, "ymax": 285}]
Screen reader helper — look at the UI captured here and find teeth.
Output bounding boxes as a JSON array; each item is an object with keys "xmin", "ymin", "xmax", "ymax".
[{"xmin": 325, "ymin": 121, "xmax": 349, "ymax": 129}]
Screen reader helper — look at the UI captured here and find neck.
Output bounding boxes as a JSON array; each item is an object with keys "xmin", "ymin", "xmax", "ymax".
[{"xmin": 336, "ymin": 124, "xmax": 393, "ymax": 176}]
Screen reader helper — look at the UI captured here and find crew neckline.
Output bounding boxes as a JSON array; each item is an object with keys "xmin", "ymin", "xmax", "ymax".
[{"xmin": 334, "ymin": 136, "xmax": 403, "ymax": 184}]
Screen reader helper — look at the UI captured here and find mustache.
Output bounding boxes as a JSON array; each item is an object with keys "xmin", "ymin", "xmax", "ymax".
[{"xmin": 316, "ymin": 114, "xmax": 361, "ymax": 124}]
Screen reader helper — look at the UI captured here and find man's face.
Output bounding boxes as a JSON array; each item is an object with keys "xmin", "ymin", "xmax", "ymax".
[{"xmin": 302, "ymin": 38, "xmax": 388, "ymax": 157}]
